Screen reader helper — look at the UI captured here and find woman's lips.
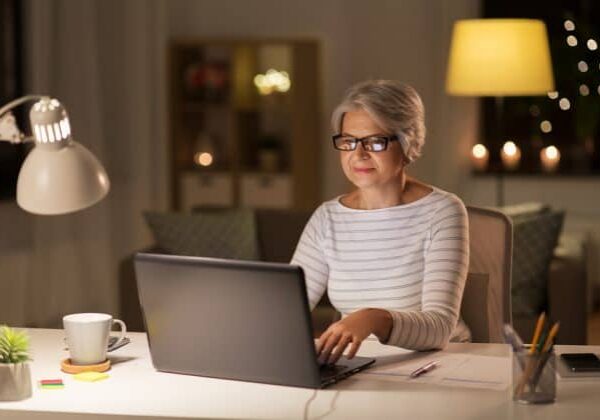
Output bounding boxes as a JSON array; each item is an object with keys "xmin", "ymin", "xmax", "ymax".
[{"xmin": 353, "ymin": 167, "xmax": 375, "ymax": 173}]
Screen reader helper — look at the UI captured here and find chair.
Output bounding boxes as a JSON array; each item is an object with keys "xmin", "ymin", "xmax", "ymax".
[{"xmin": 461, "ymin": 206, "xmax": 513, "ymax": 343}]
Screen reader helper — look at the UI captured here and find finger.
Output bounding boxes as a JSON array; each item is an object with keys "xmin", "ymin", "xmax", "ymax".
[
  {"xmin": 316, "ymin": 330, "xmax": 332, "ymax": 354},
  {"xmin": 328, "ymin": 334, "xmax": 352, "ymax": 364},
  {"xmin": 319, "ymin": 333, "xmax": 342, "ymax": 362},
  {"xmin": 346, "ymin": 338, "xmax": 363, "ymax": 360}
]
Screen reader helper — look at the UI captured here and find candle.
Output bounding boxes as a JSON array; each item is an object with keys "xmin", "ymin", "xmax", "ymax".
[
  {"xmin": 540, "ymin": 145, "xmax": 560, "ymax": 172},
  {"xmin": 501, "ymin": 141, "xmax": 521, "ymax": 170},
  {"xmin": 471, "ymin": 144, "xmax": 489, "ymax": 171}
]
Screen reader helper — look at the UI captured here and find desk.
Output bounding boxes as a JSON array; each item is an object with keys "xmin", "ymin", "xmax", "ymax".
[{"xmin": 0, "ymin": 329, "xmax": 599, "ymax": 419}]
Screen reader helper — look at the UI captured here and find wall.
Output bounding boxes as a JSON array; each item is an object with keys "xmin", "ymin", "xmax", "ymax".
[{"xmin": 167, "ymin": 0, "xmax": 480, "ymax": 199}]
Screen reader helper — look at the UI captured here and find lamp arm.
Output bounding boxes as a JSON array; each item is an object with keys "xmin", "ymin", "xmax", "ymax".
[
  {"xmin": 0, "ymin": 94, "xmax": 46, "ymax": 117},
  {"xmin": 0, "ymin": 95, "xmax": 47, "ymax": 144}
]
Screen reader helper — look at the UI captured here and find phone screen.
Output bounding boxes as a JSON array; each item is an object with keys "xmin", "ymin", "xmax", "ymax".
[{"xmin": 560, "ymin": 353, "xmax": 600, "ymax": 372}]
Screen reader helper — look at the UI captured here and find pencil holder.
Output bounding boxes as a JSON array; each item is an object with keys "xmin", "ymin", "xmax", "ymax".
[{"xmin": 512, "ymin": 349, "xmax": 556, "ymax": 404}]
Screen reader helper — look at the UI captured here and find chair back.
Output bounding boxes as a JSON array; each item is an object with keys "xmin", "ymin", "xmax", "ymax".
[{"xmin": 461, "ymin": 206, "xmax": 513, "ymax": 343}]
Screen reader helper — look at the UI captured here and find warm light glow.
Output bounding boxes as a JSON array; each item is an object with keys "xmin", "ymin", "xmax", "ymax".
[
  {"xmin": 559, "ymin": 98, "xmax": 571, "ymax": 110},
  {"xmin": 470, "ymin": 144, "xmax": 489, "ymax": 170},
  {"xmin": 472, "ymin": 144, "xmax": 488, "ymax": 159},
  {"xmin": 564, "ymin": 20, "xmax": 575, "ymax": 31},
  {"xmin": 540, "ymin": 145, "xmax": 560, "ymax": 172},
  {"xmin": 501, "ymin": 141, "xmax": 521, "ymax": 170},
  {"xmin": 503, "ymin": 141, "xmax": 518, "ymax": 157},
  {"xmin": 540, "ymin": 120, "xmax": 552, "ymax": 133},
  {"xmin": 446, "ymin": 19, "xmax": 555, "ymax": 95},
  {"xmin": 253, "ymin": 69, "xmax": 291, "ymax": 95},
  {"xmin": 194, "ymin": 152, "xmax": 213, "ymax": 167},
  {"xmin": 578, "ymin": 61, "xmax": 589, "ymax": 72},
  {"xmin": 566, "ymin": 35, "xmax": 578, "ymax": 47},
  {"xmin": 547, "ymin": 91, "xmax": 558, "ymax": 99},
  {"xmin": 588, "ymin": 39, "xmax": 598, "ymax": 50},
  {"xmin": 580, "ymin": 84, "xmax": 590, "ymax": 96}
]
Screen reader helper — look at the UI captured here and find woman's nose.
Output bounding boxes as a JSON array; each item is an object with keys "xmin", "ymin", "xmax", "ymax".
[{"xmin": 354, "ymin": 142, "xmax": 370, "ymax": 159}]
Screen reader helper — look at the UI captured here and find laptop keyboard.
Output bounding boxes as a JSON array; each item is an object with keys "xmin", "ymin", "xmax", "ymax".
[{"xmin": 319, "ymin": 364, "xmax": 348, "ymax": 378}]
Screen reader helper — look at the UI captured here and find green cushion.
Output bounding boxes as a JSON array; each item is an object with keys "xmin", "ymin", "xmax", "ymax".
[
  {"xmin": 510, "ymin": 210, "xmax": 564, "ymax": 316},
  {"xmin": 144, "ymin": 210, "xmax": 260, "ymax": 261}
]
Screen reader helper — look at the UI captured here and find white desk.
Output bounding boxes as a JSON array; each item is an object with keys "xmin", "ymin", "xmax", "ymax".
[{"xmin": 0, "ymin": 329, "xmax": 599, "ymax": 419}]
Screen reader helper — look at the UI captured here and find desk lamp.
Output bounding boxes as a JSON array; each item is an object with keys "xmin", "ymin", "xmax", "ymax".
[
  {"xmin": 0, "ymin": 95, "xmax": 110, "ymax": 214},
  {"xmin": 446, "ymin": 19, "xmax": 555, "ymax": 205}
]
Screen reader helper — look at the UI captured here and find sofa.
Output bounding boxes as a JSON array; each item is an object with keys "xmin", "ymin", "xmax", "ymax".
[{"xmin": 119, "ymin": 206, "xmax": 588, "ymax": 344}]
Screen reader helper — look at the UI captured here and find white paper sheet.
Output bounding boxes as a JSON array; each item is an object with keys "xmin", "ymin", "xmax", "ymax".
[{"xmin": 362, "ymin": 352, "xmax": 510, "ymax": 390}]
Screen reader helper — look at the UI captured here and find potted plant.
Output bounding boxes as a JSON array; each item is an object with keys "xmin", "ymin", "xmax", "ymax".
[{"xmin": 0, "ymin": 326, "xmax": 32, "ymax": 401}]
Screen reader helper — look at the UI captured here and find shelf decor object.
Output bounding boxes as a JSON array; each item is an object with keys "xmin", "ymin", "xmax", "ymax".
[{"xmin": 0, "ymin": 95, "xmax": 110, "ymax": 215}]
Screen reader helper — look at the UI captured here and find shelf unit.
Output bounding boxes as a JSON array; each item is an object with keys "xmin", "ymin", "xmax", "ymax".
[{"xmin": 168, "ymin": 39, "xmax": 321, "ymax": 211}]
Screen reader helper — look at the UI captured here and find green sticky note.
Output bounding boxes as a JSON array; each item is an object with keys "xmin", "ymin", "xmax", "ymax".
[{"xmin": 73, "ymin": 371, "xmax": 109, "ymax": 382}]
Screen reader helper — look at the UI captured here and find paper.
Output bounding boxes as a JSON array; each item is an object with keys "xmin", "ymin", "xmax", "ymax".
[{"xmin": 363, "ymin": 352, "xmax": 510, "ymax": 390}]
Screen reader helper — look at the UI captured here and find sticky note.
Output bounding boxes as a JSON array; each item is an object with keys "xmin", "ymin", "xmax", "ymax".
[{"xmin": 73, "ymin": 371, "xmax": 109, "ymax": 382}]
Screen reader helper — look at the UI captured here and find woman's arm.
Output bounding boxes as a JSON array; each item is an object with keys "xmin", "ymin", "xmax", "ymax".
[
  {"xmin": 385, "ymin": 195, "xmax": 469, "ymax": 350},
  {"xmin": 290, "ymin": 207, "xmax": 329, "ymax": 310}
]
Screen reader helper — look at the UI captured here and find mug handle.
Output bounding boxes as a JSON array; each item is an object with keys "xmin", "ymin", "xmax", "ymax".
[{"xmin": 108, "ymin": 319, "xmax": 127, "ymax": 351}]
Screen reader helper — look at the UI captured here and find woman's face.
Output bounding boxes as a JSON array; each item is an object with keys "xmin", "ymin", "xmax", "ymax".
[{"xmin": 339, "ymin": 109, "xmax": 406, "ymax": 190}]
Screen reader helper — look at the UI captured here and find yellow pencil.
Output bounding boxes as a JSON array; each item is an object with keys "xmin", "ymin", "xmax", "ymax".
[
  {"xmin": 529, "ymin": 312, "xmax": 546, "ymax": 354},
  {"xmin": 540, "ymin": 322, "xmax": 560, "ymax": 354}
]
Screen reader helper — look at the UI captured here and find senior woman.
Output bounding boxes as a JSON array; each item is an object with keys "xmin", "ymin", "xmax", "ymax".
[{"xmin": 291, "ymin": 80, "xmax": 470, "ymax": 365}]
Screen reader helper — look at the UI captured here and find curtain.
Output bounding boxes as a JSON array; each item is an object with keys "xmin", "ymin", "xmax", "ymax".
[{"xmin": 0, "ymin": 0, "xmax": 168, "ymax": 328}]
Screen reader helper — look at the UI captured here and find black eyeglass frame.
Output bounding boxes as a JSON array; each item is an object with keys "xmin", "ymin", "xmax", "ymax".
[{"xmin": 332, "ymin": 134, "xmax": 400, "ymax": 152}]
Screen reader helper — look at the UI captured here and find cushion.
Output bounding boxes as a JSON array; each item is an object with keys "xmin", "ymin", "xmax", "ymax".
[
  {"xmin": 144, "ymin": 209, "xmax": 260, "ymax": 261},
  {"xmin": 510, "ymin": 209, "xmax": 564, "ymax": 316}
]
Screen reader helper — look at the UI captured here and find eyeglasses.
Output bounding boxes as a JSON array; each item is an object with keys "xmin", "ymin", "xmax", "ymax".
[{"xmin": 332, "ymin": 134, "xmax": 399, "ymax": 152}]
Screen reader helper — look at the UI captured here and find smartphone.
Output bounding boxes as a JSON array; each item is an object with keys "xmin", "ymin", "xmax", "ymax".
[{"xmin": 560, "ymin": 353, "xmax": 600, "ymax": 372}]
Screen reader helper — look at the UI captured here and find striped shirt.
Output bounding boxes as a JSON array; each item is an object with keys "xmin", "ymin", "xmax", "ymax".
[{"xmin": 291, "ymin": 187, "xmax": 471, "ymax": 350}]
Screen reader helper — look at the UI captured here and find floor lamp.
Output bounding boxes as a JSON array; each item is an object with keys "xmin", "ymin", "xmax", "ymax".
[{"xmin": 446, "ymin": 19, "xmax": 555, "ymax": 206}]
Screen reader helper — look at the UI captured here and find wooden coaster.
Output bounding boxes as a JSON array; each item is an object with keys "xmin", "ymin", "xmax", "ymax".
[{"xmin": 61, "ymin": 358, "xmax": 111, "ymax": 374}]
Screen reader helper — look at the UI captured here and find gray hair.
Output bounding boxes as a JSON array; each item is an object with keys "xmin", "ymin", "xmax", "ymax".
[{"xmin": 331, "ymin": 80, "xmax": 426, "ymax": 162}]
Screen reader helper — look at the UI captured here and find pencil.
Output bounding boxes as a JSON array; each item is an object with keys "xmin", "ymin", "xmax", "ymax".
[
  {"xmin": 515, "ymin": 312, "xmax": 546, "ymax": 397},
  {"xmin": 529, "ymin": 312, "xmax": 546, "ymax": 354},
  {"xmin": 540, "ymin": 322, "xmax": 560, "ymax": 354}
]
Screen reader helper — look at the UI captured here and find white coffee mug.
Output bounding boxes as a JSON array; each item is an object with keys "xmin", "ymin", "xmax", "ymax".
[{"xmin": 63, "ymin": 313, "xmax": 127, "ymax": 366}]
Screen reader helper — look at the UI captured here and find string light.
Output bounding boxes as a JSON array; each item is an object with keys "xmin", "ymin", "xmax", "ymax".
[
  {"xmin": 564, "ymin": 20, "xmax": 575, "ymax": 31},
  {"xmin": 547, "ymin": 91, "xmax": 559, "ymax": 99},
  {"xmin": 578, "ymin": 61, "xmax": 589, "ymax": 72},
  {"xmin": 567, "ymin": 35, "xmax": 578, "ymax": 47},
  {"xmin": 254, "ymin": 69, "xmax": 291, "ymax": 95},
  {"xmin": 580, "ymin": 84, "xmax": 590, "ymax": 96},
  {"xmin": 559, "ymin": 98, "xmax": 571, "ymax": 110},
  {"xmin": 540, "ymin": 120, "xmax": 552, "ymax": 133},
  {"xmin": 588, "ymin": 39, "xmax": 598, "ymax": 51}
]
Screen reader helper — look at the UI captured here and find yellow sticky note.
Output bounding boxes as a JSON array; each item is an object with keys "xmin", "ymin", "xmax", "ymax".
[{"xmin": 73, "ymin": 372, "xmax": 109, "ymax": 382}]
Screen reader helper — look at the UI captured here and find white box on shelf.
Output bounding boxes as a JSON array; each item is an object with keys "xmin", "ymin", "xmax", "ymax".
[
  {"xmin": 179, "ymin": 172, "xmax": 233, "ymax": 211},
  {"xmin": 240, "ymin": 173, "xmax": 292, "ymax": 208}
]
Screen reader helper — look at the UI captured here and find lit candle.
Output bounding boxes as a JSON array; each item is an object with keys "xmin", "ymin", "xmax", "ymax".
[
  {"xmin": 471, "ymin": 144, "xmax": 489, "ymax": 171},
  {"xmin": 501, "ymin": 141, "xmax": 521, "ymax": 170},
  {"xmin": 540, "ymin": 146, "xmax": 560, "ymax": 172}
]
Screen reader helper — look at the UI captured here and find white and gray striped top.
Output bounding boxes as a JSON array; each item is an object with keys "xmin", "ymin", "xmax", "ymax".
[{"xmin": 291, "ymin": 187, "xmax": 471, "ymax": 350}]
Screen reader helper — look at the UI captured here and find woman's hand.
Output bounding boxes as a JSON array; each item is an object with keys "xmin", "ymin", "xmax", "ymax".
[{"xmin": 316, "ymin": 308, "xmax": 392, "ymax": 365}]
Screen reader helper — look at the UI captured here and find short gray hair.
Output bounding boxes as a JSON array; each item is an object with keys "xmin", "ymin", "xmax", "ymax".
[{"xmin": 331, "ymin": 80, "xmax": 426, "ymax": 162}]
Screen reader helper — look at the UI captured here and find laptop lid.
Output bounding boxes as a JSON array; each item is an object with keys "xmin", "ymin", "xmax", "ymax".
[{"xmin": 135, "ymin": 252, "xmax": 326, "ymax": 388}]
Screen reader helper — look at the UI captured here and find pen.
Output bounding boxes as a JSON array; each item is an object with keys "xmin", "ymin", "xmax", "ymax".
[{"xmin": 410, "ymin": 361, "xmax": 438, "ymax": 378}]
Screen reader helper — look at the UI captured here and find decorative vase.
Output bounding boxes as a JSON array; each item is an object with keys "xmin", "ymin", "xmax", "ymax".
[{"xmin": 0, "ymin": 363, "xmax": 32, "ymax": 401}]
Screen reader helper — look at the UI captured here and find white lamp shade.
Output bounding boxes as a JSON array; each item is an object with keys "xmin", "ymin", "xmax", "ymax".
[
  {"xmin": 16, "ymin": 142, "xmax": 110, "ymax": 215},
  {"xmin": 446, "ymin": 19, "xmax": 555, "ymax": 96}
]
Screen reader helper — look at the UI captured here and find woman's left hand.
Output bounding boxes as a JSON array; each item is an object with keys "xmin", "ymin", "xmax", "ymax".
[{"xmin": 316, "ymin": 308, "xmax": 392, "ymax": 365}]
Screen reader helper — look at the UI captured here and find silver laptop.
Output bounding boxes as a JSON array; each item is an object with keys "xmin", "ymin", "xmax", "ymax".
[{"xmin": 134, "ymin": 252, "xmax": 375, "ymax": 388}]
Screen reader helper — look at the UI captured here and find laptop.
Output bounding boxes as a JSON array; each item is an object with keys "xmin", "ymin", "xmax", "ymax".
[{"xmin": 134, "ymin": 252, "xmax": 375, "ymax": 388}]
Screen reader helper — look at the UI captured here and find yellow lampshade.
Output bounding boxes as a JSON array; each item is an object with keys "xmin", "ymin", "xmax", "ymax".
[{"xmin": 446, "ymin": 19, "xmax": 555, "ymax": 96}]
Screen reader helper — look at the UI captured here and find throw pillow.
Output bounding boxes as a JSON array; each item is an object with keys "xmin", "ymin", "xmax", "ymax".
[
  {"xmin": 144, "ymin": 209, "xmax": 260, "ymax": 261},
  {"xmin": 510, "ymin": 210, "xmax": 564, "ymax": 316}
]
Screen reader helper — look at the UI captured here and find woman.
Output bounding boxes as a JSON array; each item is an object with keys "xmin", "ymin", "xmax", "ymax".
[{"xmin": 291, "ymin": 80, "xmax": 470, "ymax": 365}]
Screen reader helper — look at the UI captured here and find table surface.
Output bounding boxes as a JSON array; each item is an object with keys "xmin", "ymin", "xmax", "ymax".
[{"xmin": 1, "ymin": 329, "xmax": 600, "ymax": 420}]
